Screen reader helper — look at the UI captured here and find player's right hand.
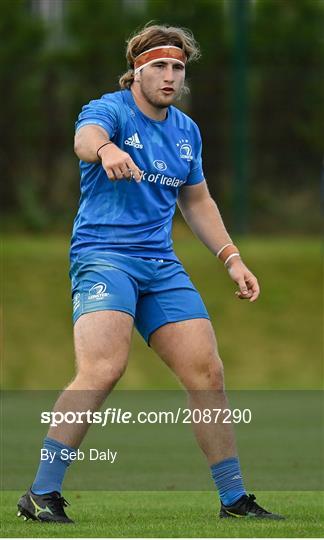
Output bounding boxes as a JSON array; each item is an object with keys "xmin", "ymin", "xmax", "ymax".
[{"xmin": 99, "ymin": 143, "xmax": 142, "ymax": 183}]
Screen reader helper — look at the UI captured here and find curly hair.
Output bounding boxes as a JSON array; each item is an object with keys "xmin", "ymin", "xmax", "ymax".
[{"xmin": 119, "ymin": 22, "xmax": 201, "ymax": 89}]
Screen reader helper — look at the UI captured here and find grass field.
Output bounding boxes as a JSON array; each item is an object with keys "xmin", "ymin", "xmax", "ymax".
[
  {"xmin": 2, "ymin": 232, "xmax": 322, "ymax": 389},
  {"xmin": 1, "ymin": 491, "xmax": 323, "ymax": 537}
]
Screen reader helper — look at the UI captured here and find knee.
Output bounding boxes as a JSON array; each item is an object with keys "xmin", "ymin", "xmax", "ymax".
[
  {"xmin": 198, "ymin": 357, "xmax": 224, "ymax": 391},
  {"xmin": 203, "ymin": 357, "xmax": 224, "ymax": 390},
  {"xmin": 76, "ymin": 358, "xmax": 127, "ymax": 391},
  {"xmin": 182, "ymin": 352, "xmax": 225, "ymax": 391}
]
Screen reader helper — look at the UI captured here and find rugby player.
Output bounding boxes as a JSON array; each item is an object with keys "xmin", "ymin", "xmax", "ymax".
[{"xmin": 17, "ymin": 23, "xmax": 284, "ymax": 523}]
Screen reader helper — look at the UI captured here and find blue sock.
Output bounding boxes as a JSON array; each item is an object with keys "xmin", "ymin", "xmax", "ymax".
[
  {"xmin": 32, "ymin": 437, "xmax": 75, "ymax": 495},
  {"xmin": 210, "ymin": 456, "xmax": 246, "ymax": 506}
]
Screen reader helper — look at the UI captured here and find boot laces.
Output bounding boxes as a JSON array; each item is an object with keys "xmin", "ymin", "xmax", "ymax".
[{"xmin": 246, "ymin": 494, "xmax": 269, "ymax": 515}]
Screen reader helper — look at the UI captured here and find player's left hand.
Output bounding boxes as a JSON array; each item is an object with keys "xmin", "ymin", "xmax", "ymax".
[{"xmin": 226, "ymin": 258, "xmax": 260, "ymax": 302}]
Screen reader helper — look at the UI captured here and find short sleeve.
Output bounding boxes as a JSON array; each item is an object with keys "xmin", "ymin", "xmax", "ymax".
[
  {"xmin": 186, "ymin": 122, "xmax": 205, "ymax": 186},
  {"xmin": 75, "ymin": 95, "xmax": 120, "ymax": 139}
]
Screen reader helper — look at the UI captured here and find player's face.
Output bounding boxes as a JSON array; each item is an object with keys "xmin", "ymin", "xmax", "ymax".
[{"xmin": 137, "ymin": 60, "xmax": 185, "ymax": 109}]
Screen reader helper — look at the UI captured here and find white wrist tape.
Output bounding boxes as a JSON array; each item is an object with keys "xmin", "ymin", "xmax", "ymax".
[{"xmin": 224, "ymin": 253, "xmax": 240, "ymax": 267}]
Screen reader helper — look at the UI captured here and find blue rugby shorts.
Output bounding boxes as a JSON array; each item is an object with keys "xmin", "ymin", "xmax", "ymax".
[{"xmin": 70, "ymin": 252, "xmax": 210, "ymax": 344}]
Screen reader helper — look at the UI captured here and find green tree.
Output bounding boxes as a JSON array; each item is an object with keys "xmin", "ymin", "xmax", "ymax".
[
  {"xmin": 249, "ymin": 0, "xmax": 324, "ymax": 230},
  {"xmin": 0, "ymin": 0, "xmax": 45, "ymax": 225}
]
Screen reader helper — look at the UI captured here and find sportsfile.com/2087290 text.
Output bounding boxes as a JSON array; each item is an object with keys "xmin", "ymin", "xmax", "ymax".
[{"xmin": 40, "ymin": 408, "xmax": 252, "ymax": 427}]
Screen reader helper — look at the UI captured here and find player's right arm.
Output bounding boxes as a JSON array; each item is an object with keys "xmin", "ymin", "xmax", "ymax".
[{"xmin": 74, "ymin": 124, "xmax": 142, "ymax": 182}]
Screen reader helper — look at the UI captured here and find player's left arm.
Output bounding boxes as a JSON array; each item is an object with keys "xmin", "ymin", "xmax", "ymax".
[{"xmin": 177, "ymin": 180, "xmax": 260, "ymax": 302}]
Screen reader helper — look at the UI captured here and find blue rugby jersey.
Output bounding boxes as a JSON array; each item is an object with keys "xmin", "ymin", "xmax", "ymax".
[{"xmin": 70, "ymin": 89, "xmax": 204, "ymax": 262}]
